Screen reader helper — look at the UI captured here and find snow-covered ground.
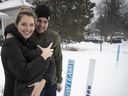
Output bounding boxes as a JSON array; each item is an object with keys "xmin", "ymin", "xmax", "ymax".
[
  {"xmin": 57, "ymin": 41, "xmax": 128, "ymax": 96},
  {"xmin": 0, "ymin": 41, "xmax": 128, "ymax": 96}
]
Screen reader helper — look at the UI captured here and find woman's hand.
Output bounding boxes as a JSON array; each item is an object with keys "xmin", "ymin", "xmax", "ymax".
[
  {"xmin": 28, "ymin": 79, "xmax": 46, "ymax": 96},
  {"xmin": 37, "ymin": 42, "xmax": 54, "ymax": 60}
]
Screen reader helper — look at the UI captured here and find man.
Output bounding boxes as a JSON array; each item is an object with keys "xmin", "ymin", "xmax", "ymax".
[{"xmin": 33, "ymin": 5, "xmax": 63, "ymax": 96}]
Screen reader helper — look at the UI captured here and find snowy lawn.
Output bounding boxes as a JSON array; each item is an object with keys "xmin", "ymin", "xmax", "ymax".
[{"xmin": 0, "ymin": 41, "xmax": 128, "ymax": 96}]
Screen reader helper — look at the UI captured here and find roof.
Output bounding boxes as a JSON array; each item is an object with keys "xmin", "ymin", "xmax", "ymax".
[{"xmin": 0, "ymin": 0, "xmax": 33, "ymax": 11}]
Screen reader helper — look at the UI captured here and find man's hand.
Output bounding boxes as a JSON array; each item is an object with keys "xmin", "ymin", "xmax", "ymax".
[
  {"xmin": 28, "ymin": 79, "xmax": 46, "ymax": 96},
  {"xmin": 57, "ymin": 83, "xmax": 62, "ymax": 92}
]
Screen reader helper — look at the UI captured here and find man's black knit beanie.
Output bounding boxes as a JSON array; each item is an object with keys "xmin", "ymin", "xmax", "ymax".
[{"xmin": 35, "ymin": 5, "xmax": 50, "ymax": 21}]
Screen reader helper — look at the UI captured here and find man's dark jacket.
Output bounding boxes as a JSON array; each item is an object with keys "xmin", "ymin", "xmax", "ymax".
[{"xmin": 30, "ymin": 28, "xmax": 63, "ymax": 84}]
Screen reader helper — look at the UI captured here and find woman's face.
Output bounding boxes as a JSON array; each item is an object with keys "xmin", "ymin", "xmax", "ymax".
[{"xmin": 17, "ymin": 15, "xmax": 35, "ymax": 39}]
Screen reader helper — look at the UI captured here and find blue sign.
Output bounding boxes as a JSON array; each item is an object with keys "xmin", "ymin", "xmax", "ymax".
[{"xmin": 64, "ymin": 59, "xmax": 75, "ymax": 96}]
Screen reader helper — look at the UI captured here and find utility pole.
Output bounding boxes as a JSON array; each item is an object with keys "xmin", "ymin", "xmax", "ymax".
[{"xmin": 99, "ymin": 5, "xmax": 103, "ymax": 51}]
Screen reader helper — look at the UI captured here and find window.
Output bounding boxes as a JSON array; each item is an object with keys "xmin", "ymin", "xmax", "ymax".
[{"xmin": 0, "ymin": 19, "xmax": 2, "ymax": 29}]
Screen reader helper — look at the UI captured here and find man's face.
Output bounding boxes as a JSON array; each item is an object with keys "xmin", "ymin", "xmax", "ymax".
[{"xmin": 36, "ymin": 17, "xmax": 49, "ymax": 33}]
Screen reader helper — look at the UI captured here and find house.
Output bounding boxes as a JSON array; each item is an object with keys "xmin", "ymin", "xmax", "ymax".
[
  {"xmin": 0, "ymin": 0, "xmax": 33, "ymax": 38},
  {"xmin": 0, "ymin": 12, "xmax": 9, "ymax": 37}
]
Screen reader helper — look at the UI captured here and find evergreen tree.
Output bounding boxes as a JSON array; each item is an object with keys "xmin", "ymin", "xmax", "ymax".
[
  {"xmin": 32, "ymin": 0, "xmax": 95, "ymax": 42},
  {"xmin": 0, "ymin": 0, "xmax": 2, "ymax": 3}
]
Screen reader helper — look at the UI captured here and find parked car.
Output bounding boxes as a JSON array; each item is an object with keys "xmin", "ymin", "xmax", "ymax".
[
  {"xmin": 107, "ymin": 35, "xmax": 127, "ymax": 43},
  {"xmin": 111, "ymin": 37, "xmax": 122, "ymax": 43},
  {"xmin": 85, "ymin": 36, "xmax": 103, "ymax": 43}
]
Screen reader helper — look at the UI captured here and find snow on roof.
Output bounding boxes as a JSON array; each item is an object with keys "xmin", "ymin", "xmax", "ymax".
[{"xmin": 0, "ymin": 0, "xmax": 33, "ymax": 11}]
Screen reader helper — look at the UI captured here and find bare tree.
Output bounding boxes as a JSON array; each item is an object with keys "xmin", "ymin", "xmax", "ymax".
[{"xmin": 95, "ymin": 0, "xmax": 128, "ymax": 41}]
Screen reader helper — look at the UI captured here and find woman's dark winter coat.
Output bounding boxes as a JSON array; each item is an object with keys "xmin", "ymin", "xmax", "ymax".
[{"xmin": 1, "ymin": 23, "xmax": 54, "ymax": 96}]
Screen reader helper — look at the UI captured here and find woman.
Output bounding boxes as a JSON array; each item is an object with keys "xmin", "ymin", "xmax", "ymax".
[{"xmin": 1, "ymin": 9, "xmax": 53, "ymax": 96}]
